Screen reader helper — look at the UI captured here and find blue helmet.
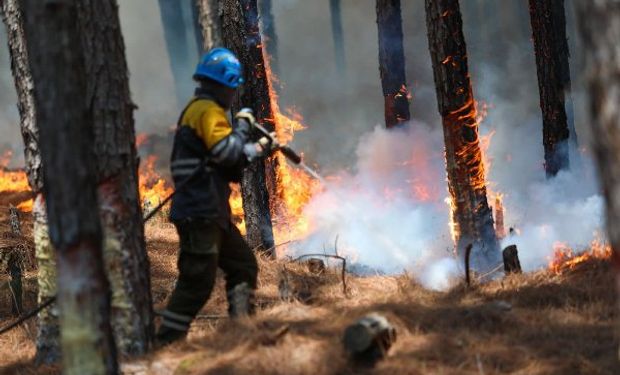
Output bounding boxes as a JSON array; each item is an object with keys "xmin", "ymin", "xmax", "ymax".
[{"xmin": 194, "ymin": 48, "xmax": 244, "ymax": 88}]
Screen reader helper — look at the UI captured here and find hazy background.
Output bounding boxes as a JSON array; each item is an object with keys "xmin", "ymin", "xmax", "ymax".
[{"xmin": 0, "ymin": 1, "xmax": 599, "ymax": 285}]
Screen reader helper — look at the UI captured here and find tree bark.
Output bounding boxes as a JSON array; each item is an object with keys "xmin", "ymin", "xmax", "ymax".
[
  {"xmin": 221, "ymin": 0, "xmax": 275, "ymax": 253},
  {"xmin": 376, "ymin": 0, "xmax": 410, "ymax": 128},
  {"xmin": 574, "ymin": 0, "xmax": 620, "ymax": 360},
  {"xmin": 330, "ymin": 0, "xmax": 346, "ymax": 74},
  {"xmin": 76, "ymin": 0, "xmax": 154, "ymax": 355},
  {"xmin": 425, "ymin": 0, "xmax": 499, "ymax": 269},
  {"xmin": 22, "ymin": 1, "xmax": 118, "ymax": 373},
  {"xmin": 158, "ymin": 0, "xmax": 196, "ymax": 106},
  {"xmin": 197, "ymin": 0, "xmax": 223, "ymax": 51},
  {"xmin": 259, "ymin": 0, "xmax": 279, "ymax": 74},
  {"xmin": 0, "ymin": 0, "xmax": 59, "ymax": 364},
  {"xmin": 190, "ymin": 0, "xmax": 204, "ymax": 54},
  {"xmin": 529, "ymin": 0, "xmax": 575, "ymax": 177}
]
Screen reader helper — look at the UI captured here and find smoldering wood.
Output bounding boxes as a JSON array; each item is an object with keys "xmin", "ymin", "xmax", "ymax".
[
  {"xmin": 376, "ymin": 0, "xmax": 410, "ymax": 128},
  {"xmin": 221, "ymin": 0, "xmax": 276, "ymax": 254},
  {"xmin": 343, "ymin": 313, "xmax": 396, "ymax": 361},
  {"xmin": 502, "ymin": 245, "xmax": 522, "ymax": 274},
  {"xmin": 528, "ymin": 0, "xmax": 574, "ymax": 177},
  {"xmin": 22, "ymin": 0, "xmax": 118, "ymax": 373},
  {"xmin": 424, "ymin": 0, "xmax": 499, "ymax": 270}
]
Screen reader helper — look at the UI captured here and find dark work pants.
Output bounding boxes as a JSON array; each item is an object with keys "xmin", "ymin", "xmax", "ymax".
[{"xmin": 158, "ymin": 220, "xmax": 257, "ymax": 336}]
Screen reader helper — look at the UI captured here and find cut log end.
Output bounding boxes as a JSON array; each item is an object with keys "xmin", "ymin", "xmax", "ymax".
[{"xmin": 343, "ymin": 313, "xmax": 396, "ymax": 361}]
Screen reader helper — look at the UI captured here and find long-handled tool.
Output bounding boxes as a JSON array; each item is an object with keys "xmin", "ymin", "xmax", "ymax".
[{"xmin": 252, "ymin": 122, "xmax": 326, "ymax": 185}]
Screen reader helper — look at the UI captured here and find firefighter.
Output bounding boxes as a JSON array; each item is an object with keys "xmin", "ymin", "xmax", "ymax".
[{"xmin": 156, "ymin": 48, "xmax": 277, "ymax": 344}]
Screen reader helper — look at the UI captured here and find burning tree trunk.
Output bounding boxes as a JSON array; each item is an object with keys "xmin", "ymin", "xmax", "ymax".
[
  {"xmin": 0, "ymin": 0, "xmax": 59, "ymax": 364},
  {"xmin": 221, "ymin": 0, "xmax": 276, "ymax": 253},
  {"xmin": 197, "ymin": 0, "xmax": 223, "ymax": 51},
  {"xmin": 528, "ymin": 0, "xmax": 575, "ymax": 177},
  {"xmin": 376, "ymin": 0, "xmax": 411, "ymax": 128},
  {"xmin": 330, "ymin": 0, "xmax": 346, "ymax": 74},
  {"xmin": 574, "ymin": 0, "xmax": 620, "ymax": 360},
  {"xmin": 157, "ymin": 0, "xmax": 195, "ymax": 106},
  {"xmin": 425, "ymin": 0, "xmax": 499, "ymax": 269},
  {"xmin": 259, "ymin": 0, "xmax": 279, "ymax": 74},
  {"xmin": 22, "ymin": 0, "xmax": 118, "ymax": 373},
  {"xmin": 76, "ymin": 0, "xmax": 154, "ymax": 354}
]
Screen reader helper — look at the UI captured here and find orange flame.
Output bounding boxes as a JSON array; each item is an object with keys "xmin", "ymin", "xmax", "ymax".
[{"xmin": 549, "ymin": 237, "xmax": 612, "ymax": 274}]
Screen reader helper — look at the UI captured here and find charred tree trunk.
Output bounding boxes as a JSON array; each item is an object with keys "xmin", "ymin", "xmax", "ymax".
[
  {"xmin": 221, "ymin": 0, "xmax": 275, "ymax": 253},
  {"xmin": 197, "ymin": 0, "xmax": 223, "ymax": 51},
  {"xmin": 190, "ymin": 0, "xmax": 204, "ymax": 54},
  {"xmin": 574, "ymin": 0, "xmax": 620, "ymax": 360},
  {"xmin": 0, "ymin": 0, "xmax": 59, "ymax": 364},
  {"xmin": 376, "ymin": 0, "xmax": 410, "ymax": 128},
  {"xmin": 76, "ymin": 0, "xmax": 154, "ymax": 355},
  {"xmin": 330, "ymin": 0, "xmax": 346, "ymax": 74},
  {"xmin": 529, "ymin": 0, "xmax": 575, "ymax": 177},
  {"xmin": 158, "ymin": 0, "xmax": 195, "ymax": 106},
  {"xmin": 425, "ymin": 0, "xmax": 499, "ymax": 269},
  {"xmin": 259, "ymin": 0, "xmax": 279, "ymax": 74},
  {"xmin": 22, "ymin": 1, "xmax": 118, "ymax": 373}
]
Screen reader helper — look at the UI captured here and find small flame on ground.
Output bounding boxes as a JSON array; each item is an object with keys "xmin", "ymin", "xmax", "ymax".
[{"xmin": 548, "ymin": 236, "xmax": 612, "ymax": 274}]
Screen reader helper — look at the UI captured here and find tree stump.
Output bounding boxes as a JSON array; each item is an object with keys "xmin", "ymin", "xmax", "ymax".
[
  {"xmin": 502, "ymin": 245, "xmax": 522, "ymax": 274},
  {"xmin": 343, "ymin": 313, "xmax": 396, "ymax": 362}
]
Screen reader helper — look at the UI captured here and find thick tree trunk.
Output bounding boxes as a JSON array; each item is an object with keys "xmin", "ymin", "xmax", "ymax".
[
  {"xmin": 76, "ymin": 0, "xmax": 154, "ymax": 355},
  {"xmin": 22, "ymin": 1, "xmax": 118, "ymax": 374},
  {"xmin": 574, "ymin": 0, "xmax": 620, "ymax": 360},
  {"xmin": 425, "ymin": 0, "xmax": 499, "ymax": 270},
  {"xmin": 221, "ymin": 0, "xmax": 275, "ymax": 253},
  {"xmin": 158, "ymin": 0, "xmax": 195, "ymax": 106},
  {"xmin": 376, "ymin": 0, "xmax": 410, "ymax": 128},
  {"xmin": 330, "ymin": 0, "xmax": 346, "ymax": 74},
  {"xmin": 529, "ymin": 0, "xmax": 575, "ymax": 177},
  {"xmin": 0, "ymin": 0, "xmax": 59, "ymax": 364},
  {"xmin": 197, "ymin": 0, "xmax": 223, "ymax": 51},
  {"xmin": 259, "ymin": 0, "xmax": 279, "ymax": 74}
]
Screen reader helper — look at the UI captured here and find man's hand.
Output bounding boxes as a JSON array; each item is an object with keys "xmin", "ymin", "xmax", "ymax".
[
  {"xmin": 243, "ymin": 132, "xmax": 280, "ymax": 162},
  {"xmin": 234, "ymin": 108, "xmax": 256, "ymax": 129}
]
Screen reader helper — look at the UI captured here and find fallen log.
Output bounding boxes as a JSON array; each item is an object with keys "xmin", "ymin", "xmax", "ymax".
[{"xmin": 343, "ymin": 313, "xmax": 396, "ymax": 361}]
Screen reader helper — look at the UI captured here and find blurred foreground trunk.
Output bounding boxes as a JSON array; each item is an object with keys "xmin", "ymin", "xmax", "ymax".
[
  {"xmin": 22, "ymin": 1, "xmax": 118, "ymax": 373},
  {"xmin": 574, "ymin": 0, "xmax": 620, "ymax": 360}
]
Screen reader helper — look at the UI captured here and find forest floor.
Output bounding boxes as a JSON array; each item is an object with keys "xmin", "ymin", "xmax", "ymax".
[{"xmin": 0, "ymin": 191, "xmax": 618, "ymax": 375}]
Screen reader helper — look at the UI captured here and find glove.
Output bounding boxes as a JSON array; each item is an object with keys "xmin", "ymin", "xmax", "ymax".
[{"xmin": 243, "ymin": 132, "xmax": 279, "ymax": 162}]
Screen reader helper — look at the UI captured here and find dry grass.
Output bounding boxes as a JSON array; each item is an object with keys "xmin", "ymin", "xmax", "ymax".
[{"xmin": 0, "ymin": 191, "xmax": 618, "ymax": 374}]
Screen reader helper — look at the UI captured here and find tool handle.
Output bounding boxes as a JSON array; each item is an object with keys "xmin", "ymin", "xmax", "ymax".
[{"xmin": 278, "ymin": 145, "xmax": 302, "ymax": 164}]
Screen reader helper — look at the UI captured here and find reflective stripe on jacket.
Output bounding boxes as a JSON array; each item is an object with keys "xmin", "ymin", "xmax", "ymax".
[{"xmin": 169, "ymin": 91, "xmax": 248, "ymax": 226}]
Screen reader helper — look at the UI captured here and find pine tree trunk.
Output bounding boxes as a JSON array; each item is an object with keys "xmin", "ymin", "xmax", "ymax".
[
  {"xmin": 425, "ymin": 0, "xmax": 499, "ymax": 270},
  {"xmin": 22, "ymin": 1, "xmax": 118, "ymax": 374},
  {"xmin": 574, "ymin": 0, "xmax": 620, "ymax": 360},
  {"xmin": 190, "ymin": 0, "xmax": 204, "ymax": 54},
  {"xmin": 0, "ymin": 0, "xmax": 59, "ymax": 364},
  {"xmin": 330, "ymin": 0, "xmax": 346, "ymax": 74},
  {"xmin": 529, "ymin": 0, "xmax": 575, "ymax": 177},
  {"xmin": 158, "ymin": 0, "xmax": 195, "ymax": 106},
  {"xmin": 76, "ymin": 0, "xmax": 154, "ymax": 355},
  {"xmin": 259, "ymin": 0, "xmax": 279, "ymax": 74},
  {"xmin": 197, "ymin": 0, "xmax": 223, "ymax": 51},
  {"xmin": 221, "ymin": 0, "xmax": 275, "ymax": 253},
  {"xmin": 376, "ymin": 0, "xmax": 410, "ymax": 128}
]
